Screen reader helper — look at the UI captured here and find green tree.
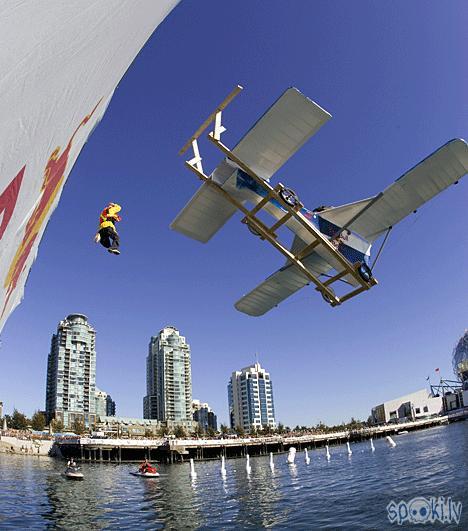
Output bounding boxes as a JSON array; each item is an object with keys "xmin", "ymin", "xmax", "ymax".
[
  {"xmin": 173, "ymin": 425, "xmax": 186, "ymax": 438},
  {"xmin": 31, "ymin": 411, "xmax": 46, "ymax": 431},
  {"xmin": 315, "ymin": 421, "xmax": 328, "ymax": 433},
  {"xmin": 71, "ymin": 419, "xmax": 85, "ymax": 435},
  {"xmin": 9, "ymin": 409, "xmax": 29, "ymax": 430},
  {"xmin": 51, "ymin": 419, "xmax": 64, "ymax": 433},
  {"xmin": 157, "ymin": 425, "xmax": 167, "ymax": 437},
  {"xmin": 261, "ymin": 424, "xmax": 272, "ymax": 436},
  {"xmin": 206, "ymin": 427, "xmax": 216, "ymax": 438},
  {"xmin": 192, "ymin": 424, "xmax": 203, "ymax": 438},
  {"xmin": 220, "ymin": 424, "xmax": 229, "ymax": 436},
  {"xmin": 276, "ymin": 423, "xmax": 285, "ymax": 434},
  {"xmin": 235, "ymin": 425, "xmax": 245, "ymax": 437}
]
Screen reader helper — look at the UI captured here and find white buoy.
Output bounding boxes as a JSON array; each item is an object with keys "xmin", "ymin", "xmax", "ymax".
[
  {"xmin": 386, "ymin": 435, "xmax": 397, "ymax": 448},
  {"xmin": 269, "ymin": 452, "xmax": 275, "ymax": 471},
  {"xmin": 245, "ymin": 454, "xmax": 252, "ymax": 474},
  {"xmin": 347, "ymin": 442, "xmax": 352, "ymax": 456},
  {"xmin": 287, "ymin": 447, "xmax": 297, "ymax": 465},
  {"xmin": 370, "ymin": 438, "xmax": 375, "ymax": 452},
  {"xmin": 221, "ymin": 455, "xmax": 226, "ymax": 477},
  {"xmin": 189, "ymin": 458, "xmax": 197, "ymax": 479},
  {"xmin": 305, "ymin": 448, "xmax": 310, "ymax": 464},
  {"xmin": 325, "ymin": 445, "xmax": 331, "ymax": 460}
]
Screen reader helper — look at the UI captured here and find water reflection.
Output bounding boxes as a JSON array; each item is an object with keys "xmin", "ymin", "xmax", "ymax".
[{"xmin": 0, "ymin": 423, "xmax": 466, "ymax": 529}]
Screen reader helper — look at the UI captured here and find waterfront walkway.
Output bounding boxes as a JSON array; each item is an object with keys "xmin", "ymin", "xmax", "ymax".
[{"xmin": 56, "ymin": 415, "xmax": 455, "ymax": 463}]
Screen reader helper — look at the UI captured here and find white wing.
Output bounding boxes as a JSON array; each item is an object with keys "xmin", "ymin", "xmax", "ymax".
[
  {"xmin": 171, "ymin": 88, "xmax": 332, "ymax": 242},
  {"xmin": 320, "ymin": 139, "xmax": 468, "ymax": 242},
  {"xmin": 231, "ymin": 87, "xmax": 332, "ymax": 181},
  {"xmin": 235, "ymin": 250, "xmax": 332, "ymax": 317}
]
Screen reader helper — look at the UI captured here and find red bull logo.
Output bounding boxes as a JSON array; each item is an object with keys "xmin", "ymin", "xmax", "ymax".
[{"xmin": 1, "ymin": 100, "xmax": 102, "ymax": 317}]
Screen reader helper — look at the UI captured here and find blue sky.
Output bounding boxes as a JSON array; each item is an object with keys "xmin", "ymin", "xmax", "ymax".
[{"xmin": 1, "ymin": 0, "xmax": 467, "ymax": 427}]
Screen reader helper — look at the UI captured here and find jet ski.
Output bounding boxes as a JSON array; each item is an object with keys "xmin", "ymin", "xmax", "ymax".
[
  {"xmin": 130, "ymin": 468, "xmax": 159, "ymax": 478},
  {"xmin": 63, "ymin": 466, "xmax": 84, "ymax": 480}
]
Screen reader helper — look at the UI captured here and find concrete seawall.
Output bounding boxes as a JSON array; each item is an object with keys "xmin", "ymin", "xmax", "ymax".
[{"xmin": 0, "ymin": 436, "xmax": 54, "ymax": 456}]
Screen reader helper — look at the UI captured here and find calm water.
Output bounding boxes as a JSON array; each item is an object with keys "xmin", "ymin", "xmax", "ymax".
[{"xmin": 0, "ymin": 422, "xmax": 466, "ymax": 529}]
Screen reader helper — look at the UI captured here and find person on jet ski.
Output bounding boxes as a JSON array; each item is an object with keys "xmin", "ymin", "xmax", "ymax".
[{"xmin": 139, "ymin": 458, "xmax": 156, "ymax": 473}]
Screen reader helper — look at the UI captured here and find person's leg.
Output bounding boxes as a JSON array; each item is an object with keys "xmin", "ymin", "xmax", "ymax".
[
  {"xmin": 99, "ymin": 228, "xmax": 111, "ymax": 248},
  {"xmin": 109, "ymin": 227, "xmax": 120, "ymax": 251}
]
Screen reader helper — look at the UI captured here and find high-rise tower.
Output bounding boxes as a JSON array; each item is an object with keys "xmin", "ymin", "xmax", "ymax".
[
  {"xmin": 228, "ymin": 362, "xmax": 276, "ymax": 432},
  {"xmin": 45, "ymin": 314, "xmax": 97, "ymax": 428},
  {"xmin": 143, "ymin": 326, "xmax": 193, "ymax": 429}
]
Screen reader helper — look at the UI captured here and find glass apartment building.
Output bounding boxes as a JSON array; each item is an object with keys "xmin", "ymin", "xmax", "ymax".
[
  {"xmin": 106, "ymin": 394, "xmax": 116, "ymax": 416},
  {"xmin": 192, "ymin": 399, "xmax": 217, "ymax": 431},
  {"xmin": 143, "ymin": 326, "xmax": 193, "ymax": 428},
  {"xmin": 228, "ymin": 362, "xmax": 276, "ymax": 432},
  {"xmin": 45, "ymin": 314, "xmax": 96, "ymax": 428}
]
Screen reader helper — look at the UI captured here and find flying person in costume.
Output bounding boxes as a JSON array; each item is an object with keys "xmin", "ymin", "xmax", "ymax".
[{"xmin": 95, "ymin": 202, "xmax": 122, "ymax": 254}]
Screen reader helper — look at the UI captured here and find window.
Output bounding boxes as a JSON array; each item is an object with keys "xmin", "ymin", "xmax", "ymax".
[
  {"xmin": 415, "ymin": 408, "xmax": 420, "ymax": 414},
  {"xmin": 423, "ymin": 406, "xmax": 428, "ymax": 413}
]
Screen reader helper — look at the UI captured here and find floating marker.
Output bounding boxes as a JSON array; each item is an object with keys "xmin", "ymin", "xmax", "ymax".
[
  {"xmin": 347, "ymin": 442, "xmax": 352, "ymax": 456},
  {"xmin": 269, "ymin": 452, "xmax": 275, "ymax": 471},
  {"xmin": 326, "ymin": 445, "xmax": 331, "ymax": 460},
  {"xmin": 221, "ymin": 455, "xmax": 226, "ymax": 477},
  {"xmin": 386, "ymin": 436, "xmax": 396, "ymax": 448},
  {"xmin": 189, "ymin": 458, "xmax": 197, "ymax": 479},
  {"xmin": 246, "ymin": 454, "xmax": 252, "ymax": 474},
  {"xmin": 370, "ymin": 438, "xmax": 375, "ymax": 452},
  {"xmin": 305, "ymin": 448, "xmax": 310, "ymax": 464},
  {"xmin": 287, "ymin": 447, "xmax": 297, "ymax": 465}
]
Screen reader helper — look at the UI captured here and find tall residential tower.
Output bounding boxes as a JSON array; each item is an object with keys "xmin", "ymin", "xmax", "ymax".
[
  {"xmin": 45, "ymin": 314, "xmax": 97, "ymax": 428},
  {"xmin": 228, "ymin": 362, "xmax": 276, "ymax": 432},
  {"xmin": 143, "ymin": 326, "xmax": 193, "ymax": 429}
]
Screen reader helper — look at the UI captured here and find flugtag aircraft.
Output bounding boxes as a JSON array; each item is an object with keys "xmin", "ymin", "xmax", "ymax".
[{"xmin": 172, "ymin": 86, "xmax": 468, "ymax": 316}]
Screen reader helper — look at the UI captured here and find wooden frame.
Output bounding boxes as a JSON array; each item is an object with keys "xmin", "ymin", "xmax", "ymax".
[{"xmin": 179, "ymin": 86, "xmax": 378, "ymax": 307}]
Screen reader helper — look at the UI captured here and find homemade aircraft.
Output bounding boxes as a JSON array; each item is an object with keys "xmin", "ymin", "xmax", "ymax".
[{"xmin": 172, "ymin": 86, "xmax": 468, "ymax": 316}]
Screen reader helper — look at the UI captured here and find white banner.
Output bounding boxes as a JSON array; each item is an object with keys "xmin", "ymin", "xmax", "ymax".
[{"xmin": 0, "ymin": 0, "xmax": 179, "ymax": 332}]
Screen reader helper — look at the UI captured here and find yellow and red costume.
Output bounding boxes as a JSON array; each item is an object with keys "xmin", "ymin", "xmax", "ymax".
[{"xmin": 97, "ymin": 203, "xmax": 122, "ymax": 254}]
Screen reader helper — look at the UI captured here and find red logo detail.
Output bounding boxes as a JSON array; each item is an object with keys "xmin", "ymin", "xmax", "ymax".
[
  {"xmin": 2, "ymin": 101, "xmax": 102, "ymax": 317},
  {"xmin": 0, "ymin": 166, "xmax": 25, "ymax": 241}
]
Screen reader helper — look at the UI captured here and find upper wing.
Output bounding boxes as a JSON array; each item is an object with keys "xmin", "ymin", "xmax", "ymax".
[
  {"xmin": 171, "ymin": 88, "xmax": 331, "ymax": 242},
  {"xmin": 169, "ymin": 180, "xmax": 238, "ymax": 243},
  {"xmin": 235, "ymin": 249, "xmax": 332, "ymax": 316},
  {"xmin": 231, "ymin": 87, "xmax": 331, "ymax": 181},
  {"xmin": 319, "ymin": 139, "xmax": 468, "ymax": 242}
]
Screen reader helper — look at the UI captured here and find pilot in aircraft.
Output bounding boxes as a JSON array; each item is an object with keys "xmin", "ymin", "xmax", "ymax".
[{"xmin": 94, "ymin": 202, "xmax": 122, "ymax": 255}]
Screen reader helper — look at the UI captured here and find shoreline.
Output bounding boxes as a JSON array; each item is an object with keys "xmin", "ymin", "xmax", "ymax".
[
  {"xmin": 2, "ymin": 410, "xmax": 466, "ymax": 462},
  {"xmin": 0, "ymin": 435, "xmax": 54, "ymax": 456}
]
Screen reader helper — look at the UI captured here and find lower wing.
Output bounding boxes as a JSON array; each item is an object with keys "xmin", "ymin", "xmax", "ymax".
[{"xmin": 235, "ymin": 250, "xmax": 331, "ymax": 316}]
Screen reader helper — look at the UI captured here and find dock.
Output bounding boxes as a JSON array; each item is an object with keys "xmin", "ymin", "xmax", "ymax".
[{"xmin": 55, "ymin": 415, "xmax": 451, "ymax": 463}]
